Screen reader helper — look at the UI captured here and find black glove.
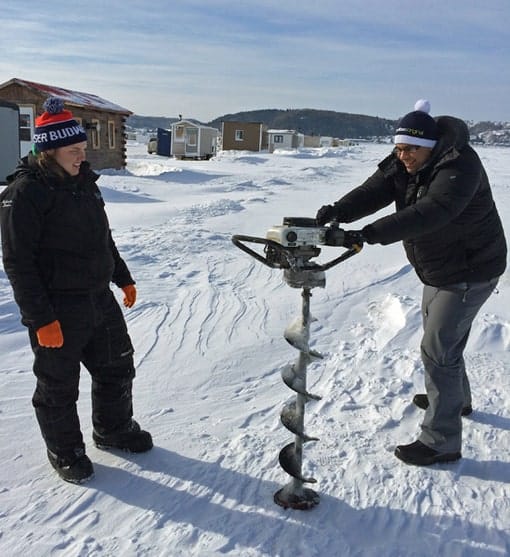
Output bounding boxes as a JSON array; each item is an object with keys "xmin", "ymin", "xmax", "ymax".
[
  {"xmin": 316, "ymin": 204, "xmax": 337, "ymax": 226},
  {"xmin": 342, "ymin": 230, "xmax": 366, "ymax": 248}
]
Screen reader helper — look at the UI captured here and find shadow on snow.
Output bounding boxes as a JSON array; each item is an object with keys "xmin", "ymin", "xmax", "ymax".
[{"xmin": 89, "ymin": 446, "xmax": 509, "ymax": 556}]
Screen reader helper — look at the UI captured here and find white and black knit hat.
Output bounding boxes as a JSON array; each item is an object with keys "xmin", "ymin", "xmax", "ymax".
[
  {"xmin": 394, "ymin": 100, "xmax": 438, "ymax": 148},
  {"xmin": 33, "ymin": 97, "xmax": 87, "ymax": 153}
]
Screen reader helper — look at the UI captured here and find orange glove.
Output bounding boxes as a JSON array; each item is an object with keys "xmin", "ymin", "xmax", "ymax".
[
  {"xmin": 121, "ymin": 284, "xmax": 137, "ymax": 308},
  {"xmin": 36, "ymin": 320, "xmax": 64, "ymax": 348}
]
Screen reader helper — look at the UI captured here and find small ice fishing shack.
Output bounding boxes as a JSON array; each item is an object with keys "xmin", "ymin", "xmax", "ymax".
[
  {"xmin": 0, "ymin": 100, "xmax": 20, "ymax": 184},
  {"xmin": 171, "ymin": 119, "xmax": 219, "ymax": 160}
]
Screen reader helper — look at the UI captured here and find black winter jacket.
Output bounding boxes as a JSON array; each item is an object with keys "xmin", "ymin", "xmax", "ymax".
[
  {"xmin": 0, "ymin": 155, "xmax": 134, "ymax": 329},
  {"xmin": 330, "ymin": 116, "xmax": 507, "ymax": 286}
]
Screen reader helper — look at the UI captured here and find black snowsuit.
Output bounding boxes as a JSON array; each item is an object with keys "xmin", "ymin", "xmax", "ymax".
[{"xmin": 0, "ymin": 155, "xmax": 137, "ymax": 459}]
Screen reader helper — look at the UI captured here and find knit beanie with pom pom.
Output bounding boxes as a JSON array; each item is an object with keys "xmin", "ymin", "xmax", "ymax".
[
  {"xmin": 394, "ymin": 99, "xmax": 438, "ymax": 148},
  {"xmin": 33, "ymin": 97, "xmax": 87, "ymax": 152}
]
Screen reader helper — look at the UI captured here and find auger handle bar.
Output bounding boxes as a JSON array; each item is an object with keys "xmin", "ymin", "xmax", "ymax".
[{"xmin": 231, "ymin": 234, "xmax": 362, "ymax": 272}]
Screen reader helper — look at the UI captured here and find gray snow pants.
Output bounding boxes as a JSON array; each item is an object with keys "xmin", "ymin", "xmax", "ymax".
[{"xmin": 418, "ymin": 278, "xmax": 499, "ymax": 453}]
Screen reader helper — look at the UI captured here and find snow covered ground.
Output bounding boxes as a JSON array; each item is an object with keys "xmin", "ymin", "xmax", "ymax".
[{"xmin": 1, "ymin": 141, "xmax": 509, "ymax": 556}]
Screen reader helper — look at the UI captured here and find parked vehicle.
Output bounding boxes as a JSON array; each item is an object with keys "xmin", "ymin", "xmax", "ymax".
[{"xmin": 147, "ymin": 137, "xmax": 157, "ymax": 154}]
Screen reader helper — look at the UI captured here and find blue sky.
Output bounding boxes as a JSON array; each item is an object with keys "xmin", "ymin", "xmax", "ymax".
[{"xmin": 1, "ymin": 0, "xmax": 509, "ymax": 122}]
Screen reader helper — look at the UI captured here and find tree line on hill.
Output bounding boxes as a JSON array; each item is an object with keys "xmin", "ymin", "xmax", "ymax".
[
  {"xmin": 127, "ymin": 108, "xmax": 394, "ymax": 139},
  {"xmin": 209, "ymin": 109, "xmax": 395, "ymax": 139},
  {"xmin": 127, "ymin": 109, "xmax": 510, "ymax": 144}
]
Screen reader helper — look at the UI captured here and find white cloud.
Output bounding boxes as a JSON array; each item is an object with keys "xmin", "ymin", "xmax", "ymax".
[{"xmin": 0, "ymin": 1, "xmax": 508, "ymax": 121}]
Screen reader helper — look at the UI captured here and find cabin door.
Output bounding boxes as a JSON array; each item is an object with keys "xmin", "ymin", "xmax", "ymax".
[
  {"xmin": 19, "ymin": 106, "xmax": 35, "ymax": 157},
  {"xmin": 185, "ymin": 127, "xmax": 198, "ymax": 155},
  {"xmin": 0, "ymin": 101, "xmax": 20, "ymax": 183}
]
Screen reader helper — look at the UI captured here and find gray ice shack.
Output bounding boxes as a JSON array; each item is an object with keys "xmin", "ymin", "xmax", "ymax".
[{"xmin": 0, "ymin": 100, "xmax": 20, "ymax": 184}]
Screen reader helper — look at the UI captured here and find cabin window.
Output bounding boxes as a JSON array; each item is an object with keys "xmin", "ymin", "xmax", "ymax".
[
  {"xmin": 90, "ymin": 118, "xmax": 100, "ymax": 150},
  {"xmin": 108, "ymin": 120, "xmax": 115, "ymax": 149},
  {"xmin": 19, "ymin": 113, "xmax": 32, "ymax": 142},
  {"xmin": 186, "ymin": 128, "xmax": 197, "ymax": 146},
  {"xmin": 273, "ymin": 135, "xmax": 284, "ymax": 143},
  {"xmin": 174, "ymin": 125, "xmax": 185, "ymax": 140},
  {"xmin": 235, "ymin": 129, "xmax": 244, "ymax": 141}
]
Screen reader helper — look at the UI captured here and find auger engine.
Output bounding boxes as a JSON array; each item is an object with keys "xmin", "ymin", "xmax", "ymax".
[{"xmin": 232, "ymin": 217, "xmax": 362, "ymax": 510}]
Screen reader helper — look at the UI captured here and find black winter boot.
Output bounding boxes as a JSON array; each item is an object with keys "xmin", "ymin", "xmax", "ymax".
[
  {"xmin": 394, "ymin": 440, "xmax": 461, "ymax": 466},
  {"xmin": 47, "ymin": 448, "xmax": 94, "ymax": 484},
  {"xmin": 412, "ymin": 393, "xmax": 472, "ymax": 416},
  {"xmin": 93, "ymin": 419, "xmax": 153, "ymax": 453}
]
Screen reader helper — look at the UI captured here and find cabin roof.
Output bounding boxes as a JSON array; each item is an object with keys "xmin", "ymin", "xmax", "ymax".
[{"xmin": 0, "ymin": 78, "xmax": 131, "ymax": 115}]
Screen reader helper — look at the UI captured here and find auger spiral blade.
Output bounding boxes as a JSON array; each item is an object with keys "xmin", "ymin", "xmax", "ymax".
[
  {"xmin": 278, "ymin": 442, "xmax": 317, "ymax": 484},
  {"xmin": 274, "ymin": 285, "xmax": 322, "ymax": 510},
  {"xmin": 284, "ymin": 317, "xmax": 323, "ymax": 358},
  {"xmin": 281, "ymin": 364, "xmax": 322, "ymax": 400},
  {"xmin": 280, "ymin": 401, "xmax": 320, "ymax": 441},
  {"xmin": 283, "ymin": 316, "xmax": 309, "ymax": 352}
]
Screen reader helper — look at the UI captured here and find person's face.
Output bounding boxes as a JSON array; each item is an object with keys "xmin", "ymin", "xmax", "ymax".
[
  {"xmin": 53, "ymin": 141, "xmax": 87, "ymax": 176},
  {"xmin": 394, "ymin": 144, "xmax": 433, "ymax": 174}
]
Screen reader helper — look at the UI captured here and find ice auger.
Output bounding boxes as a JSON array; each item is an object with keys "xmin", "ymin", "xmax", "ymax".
[{"xmin": 232, "ymin": 217, "xmax": 362, "ymax": 510}]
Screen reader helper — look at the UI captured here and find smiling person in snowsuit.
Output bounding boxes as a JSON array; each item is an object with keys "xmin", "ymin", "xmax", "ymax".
[
  {"xmin": 316, "ymin": 100, "xmax": 507, "ymax": 466},
  {"xmin": 0, "ymin": 98, "xmax": 152, "ymax": 483}
]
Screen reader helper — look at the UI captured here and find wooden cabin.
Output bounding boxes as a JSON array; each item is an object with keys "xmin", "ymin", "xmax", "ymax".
[
  {"xmin": 0, "ymin": 78, "xmax": 132, "ymax": 170},
  {"xmin": 221, "ymin": 121, "xmax": 268, "ymax": 151},
  {"xmin": 171, "ymin": 119, "xmax": 219, "ymax": 160}
]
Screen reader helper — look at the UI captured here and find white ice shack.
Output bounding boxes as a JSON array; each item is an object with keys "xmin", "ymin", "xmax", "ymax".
[
  {"xmin": 267, "ymin": 129, "xmax": 299, "ymax": 153},
  {"xmin": 171, "ymin": 119, "xmax": 219, "ymax": 160},
  {"xmin": 0, "ymin": 100, "xmax": 20, "ymax": 184}
]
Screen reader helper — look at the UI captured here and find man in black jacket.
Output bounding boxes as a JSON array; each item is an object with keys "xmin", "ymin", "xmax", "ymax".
[
  {"xmin": 316, "ymin": 100, "xmax": 507, "ymax": 466},
  {"xmin": 0, "ymin": 98, "xmax": 152, "ymax": 483}
]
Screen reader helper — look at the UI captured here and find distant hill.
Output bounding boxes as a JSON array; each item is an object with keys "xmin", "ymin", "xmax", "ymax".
[
  {"xmin": 208, "ymin": 108, "xmax": 395, "ymax": 139},
  {"xmin": 128, "ymin": 109, "xmax": 510, "ymax": 145},
  {"xmin": 126, "ymin": 115, "xmax": 179, "ymax": 130},
  {"xmin": 127, "ymin": 109, "xmax": 394, "ymax": 138}
]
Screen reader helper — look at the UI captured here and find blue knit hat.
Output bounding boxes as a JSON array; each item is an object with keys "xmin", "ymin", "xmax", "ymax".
[
  {"xmin": 394, "ymin": 100, "xmax": 438, "ymax": 148},
  {"xmin": 33, "ymin": 97, "xmax": 87, "ymax": 152}
]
